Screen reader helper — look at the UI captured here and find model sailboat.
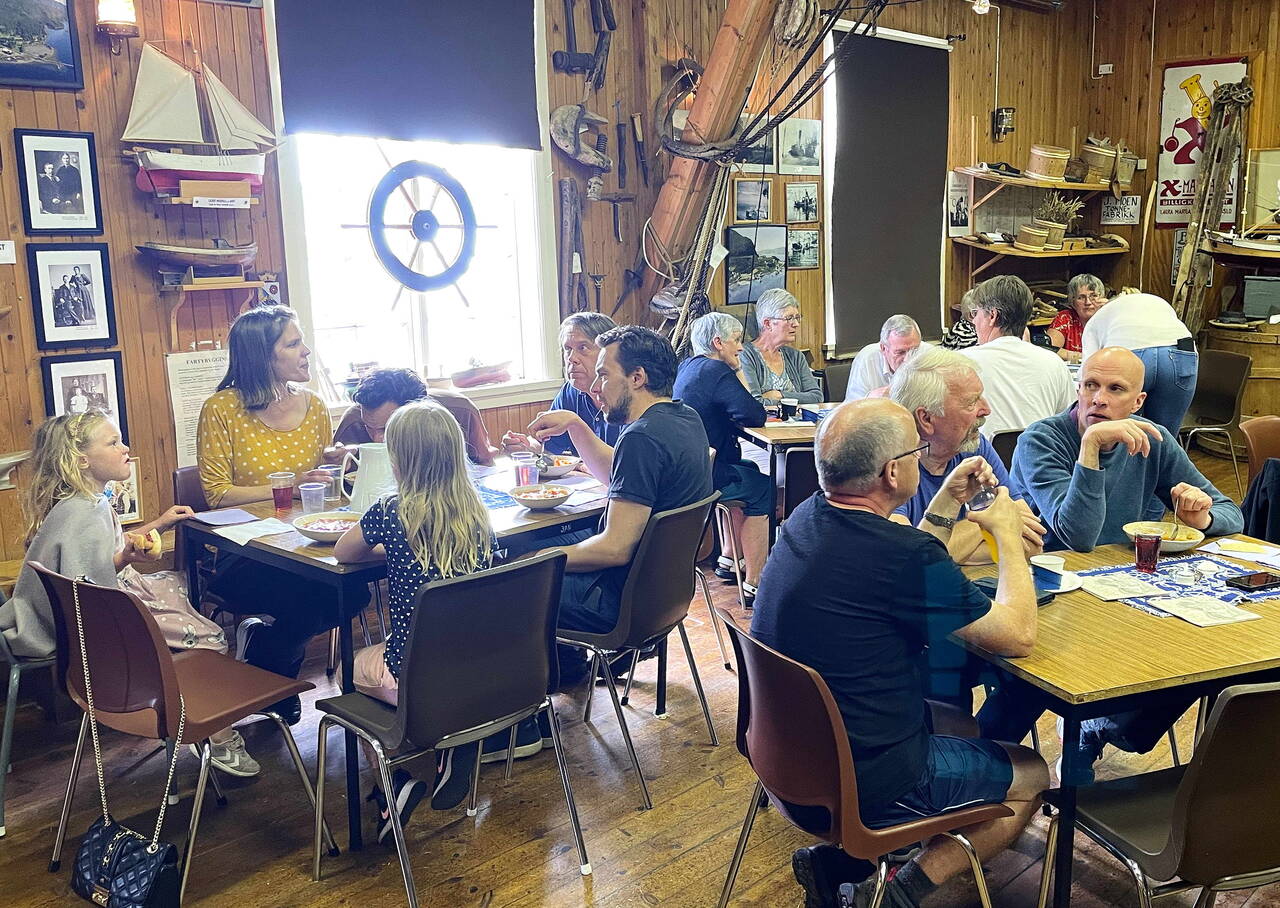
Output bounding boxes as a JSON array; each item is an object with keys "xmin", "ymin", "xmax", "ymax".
[{"xmin": 124, "ymin": 44, "xmax": 275, "ymax": 195}]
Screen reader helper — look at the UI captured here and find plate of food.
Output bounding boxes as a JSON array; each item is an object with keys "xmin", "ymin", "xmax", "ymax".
[
  {"xmin": 293, "ymin": 511, "xmax": 360, "ymax": 543},
  {"xmin": 536, "ymin": 453, "xmax": 582, "ymax": 479},
  {"xmin": 1122, "ymin": 521, "xmax": 1205, "ymax": 553},
  {"xmin": 511, "ymin": 484, "xmax": 572, "ymax": 511}
]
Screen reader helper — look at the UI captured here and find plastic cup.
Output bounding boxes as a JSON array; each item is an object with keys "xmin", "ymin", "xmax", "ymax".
[
  {"xmin": 512, "ymin": 452, "xmax": 537, "ymax": 487},
  {"xmin": 268, "ymin": 471, "xmax": 295, "ymax": 512},
  {"xmin": 1030, "ymin": 554, "xmax": 1066, "ymax": 588},
  {"xmin": 319, "ymin": 464, "xmax": 344, "ymax": 502},
  {"xmin": 299, "ymin": 482, "xmax": 325, "ymax": 514},
  {"xmin": 780, "ymin": 398, "xmax": 799, "ymax": 420},
  {"xmin": 1134, "ymin": 533, "xmax": 1161, "ymax": 573}
]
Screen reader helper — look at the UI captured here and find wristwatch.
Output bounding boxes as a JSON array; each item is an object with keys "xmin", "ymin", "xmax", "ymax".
[{"xmin": 923, "ymin": 511, "xmax": 956, "ymax": 530}]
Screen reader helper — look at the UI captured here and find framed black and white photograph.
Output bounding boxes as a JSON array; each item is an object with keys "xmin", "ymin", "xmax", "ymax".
[
  {"xmin": 41, "ymin": 351, "xmax": 128, "ymax": 442},
  {"xmin": 787, "ymin": 228, "xmax": 820, "ymax": 269},
  {"xmin": 725, "ymin": 224, "xmax": 786, "ymax": 305},
  {"xmin": 28, "ymin": 243, "xmax": 116, "ymax": 350},
  {"xmin": 0, "ymin": 1, "xmax": 84, "ymax": 90},
  {"xmin": 947, "ymin": 170, "xmax": 972, "ymax": 237},
  {"xmin": 733, "ymin": 115, "xmax": 776, "ymax": 174},
  {"xmin": 15, "ymin": 128, "xmax": 103, "ymax": 235},
  {"xmin": 785, "ymin": 181, "xmax": 819, "ymax": 223},
  {"xmin": 733, "ymin": 176, "xmax": 772, "ymax": 223},
  {"xmin": 106, "ymin": 458, "xmax": 141, "ymax": 526},
  {"xmin": 778, "ymin": 118, "xmax": 821, "ymax": 176}
]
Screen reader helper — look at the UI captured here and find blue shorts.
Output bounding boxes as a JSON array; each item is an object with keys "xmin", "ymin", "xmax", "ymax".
[
  {"xmin": 864, "ymin": 735, "xmax": 1013, "ymax": 829},
  {"xmin": 717, "ymin": 461, "xmax": 773, "ymax": 518}
]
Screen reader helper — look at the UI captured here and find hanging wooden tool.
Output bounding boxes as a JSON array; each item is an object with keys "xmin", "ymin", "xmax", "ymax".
[{"xmin": 558, "ymin": 179, "xmax": 588, "ymax": 318}]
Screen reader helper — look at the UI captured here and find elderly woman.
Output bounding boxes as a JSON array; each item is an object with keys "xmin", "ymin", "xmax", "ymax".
[
  {"xmin": 739, "ymin": 288, "xmax": 823, "ymax": 404},
  {"xmin": 1047, "ymin": 274, "xmax": 1108, "ymax": 363},
  {"xmin": 673, "ymin": 312, "xmax": 769, "ymax": 603},
  {"xmin": 196, "ymin": 306, "xmax": 365, "ymax": 722}
]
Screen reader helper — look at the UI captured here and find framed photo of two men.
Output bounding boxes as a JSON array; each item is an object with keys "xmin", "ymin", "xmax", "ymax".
[
  {"xmin": 15, "ymin": 128, "xmax": 104, "ymax": 235},
  {"xmin": 28, "ymin": 243, "xmax": 117, "ymax": 350}
]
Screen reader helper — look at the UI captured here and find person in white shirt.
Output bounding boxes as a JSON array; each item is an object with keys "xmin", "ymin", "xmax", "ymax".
[
  {"xmin": 960, "ymin": 275, "xmax": 1075, "ymax": 439},
  {"xmin": 844, "ymin": 315, "xmax": 931, "ymax": 400},
  {"xmin": 1080, "ymin": 290, "xmax": 1197, "ymax": 435}
]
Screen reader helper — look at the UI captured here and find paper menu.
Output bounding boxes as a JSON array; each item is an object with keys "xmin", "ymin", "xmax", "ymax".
[
  {"xmin": 1080, "ymin": 574, "xmax": 1164, "ymax": 601},
  {"xmin": 212, "ymin": 518, "xmax": 294, "ymax": 545},
  {"xmin": 1150, "ymin": 595, "xmax": 1260, "ymax": 627},
  {"xmin": 1199, "ymin": 539, "xmax": 1280, "ymax": 569}
]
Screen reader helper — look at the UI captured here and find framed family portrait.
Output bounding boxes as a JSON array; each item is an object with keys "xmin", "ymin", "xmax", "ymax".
[
  {"xmin": 733, "ymin": 177, "xmax": 772, "ymax": 223},
  {"xmin": 28, "ymin": 243, "xmax": 117, "ymax": 350},
  {"xmin": 40, "ymin": 351, "xmax": 128, "ymax": 442},
  {"xmin": 106, "ymin": 458, "xmax": 141, "ymax": 526},
  {"xmin": 785, "ymin": 181, "xmax": 819, "ymax": 223},
  {"xmin": 787, "ymin": 228, "xmax": 820, "ymax": 269},
  {"xmin": 0, "ymin": 1, "xmax": 84, "ymax": 90},
  {"xmin": 15, "ymin": 128, "xmax": 103, "ymax": 235}
]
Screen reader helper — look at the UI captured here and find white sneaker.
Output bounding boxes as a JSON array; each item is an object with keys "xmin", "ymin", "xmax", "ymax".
[
  {"xmin": 235, "ymin": 617, "xmax": 265, "ymax": 663},
  {"xmin": 192, "ymin": 731, "xmax": 261, "ymax": 777}
]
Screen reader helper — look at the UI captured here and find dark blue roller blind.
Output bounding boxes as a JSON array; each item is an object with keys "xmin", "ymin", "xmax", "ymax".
[{"xmin": 274, "ymin": 1, "xmax": 541, "ymax": 149}]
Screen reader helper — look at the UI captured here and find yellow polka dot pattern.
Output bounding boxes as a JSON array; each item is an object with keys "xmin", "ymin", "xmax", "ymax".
[{"xmin": 196, "ymin": 388, "xmax": 331, "ymax": 507}]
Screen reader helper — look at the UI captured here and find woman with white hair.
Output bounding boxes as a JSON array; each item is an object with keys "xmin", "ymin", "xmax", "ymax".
[
  {"xmin": 739, "ymin": 288, "xmax": 823, "ymax": 404},
  {"xmin": 1048, "ymin": 274, "xmax": 1108, "ymax": 363},
  {"xmin": 673, "ymin": 312, "xmax": 770, "ymax": 603}
]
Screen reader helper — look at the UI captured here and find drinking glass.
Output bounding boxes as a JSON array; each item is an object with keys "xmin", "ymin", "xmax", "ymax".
[
  {"xmin": 268, "ymin": 471, "xmax": 295, "ymax": 512},
  {"xmin": 512, "ymin": 452, "xmax": 538, "ymax": 487},
  {"xmin": 299, "ymin": 482, "xmax": 325, "ymax": 514},
  {"xmin": 780, "ymin": 398, "xmax": 799, "ymax": 420},
  {"xmin": 1134, "ymin": 533, "xmax": 1161, "ymax": 573},
  {"xmin": 319, "ymin": 464, "xmax": 344, "ymax": 503},
  {"xmin": 967, "ymin": 484, "xmax": 999, "ymax": 562}
]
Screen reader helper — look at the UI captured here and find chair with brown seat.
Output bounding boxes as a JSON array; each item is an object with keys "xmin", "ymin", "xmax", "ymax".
[
  {"xmin": 1037, "ymin": 681, "xmax": 1280, "ymax": 908},
  {"xmin": 31, "ymin": 564, "xmax": 336, "ymax": 901},
  {"xmin": 712, "ymin": 606, "xmax": 1011, "ymax": 908},
  {"xmin": 1177, "ymin": 349, "xmax": 1251, "ymax": 498},
  {"xmin": 1240, "ymin": 415, "xmax": 1280, "ymax": 486},
  {"xmin": 559, "ymin": 493, "xmax": 721, "ymax": 810},
  {"xmin": 311, "ymin": 552, "xmax": 589, "ymax": 908}
]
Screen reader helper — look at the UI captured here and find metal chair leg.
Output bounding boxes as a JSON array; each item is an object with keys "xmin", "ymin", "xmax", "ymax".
[
  {"xmin": 866, "ymin": 858, "xmax": 891, "ymax": 908},
  {"xmin": 267, "ymin": 712, "xmax": 337, "ymax": 855},
  {"xmin": 1030, "ymin": 722, "xmax": 1042, "ymax": 753},
  {"xmin": 716, "ymin": 780, "xmax": 764, "ymax": 908},
  {"xmin": 206, "ymin": 757, "xmax": 228, "ymax": 807},
  {"xmin": 1, "ymin": 664, "xmax": 22, "ymax": 837},
  {"xmin": 180, "ymin": 742, "xmax": 213, "ymax": 902},
  {"xmin": 1036, "ymin": 812, "xmax": 1060, "ymax": 908},
  {"xmin": 503, "ymin": 723, "xmax": 518, "ymax": 781},
  {"xmin": 1195, "ymin": 695, "xmax": 1208, "ymax": 747},
  {"xmin": 1167, "ymin": 728, "xmax": 1181, "ymax": 766},
  {"xmin": 49, "ymin": 712, "xmax": 89, "ymax": 872},
  {"xmin": 597, "ymin": 655, "xmax": 652, "ymax": 810},
  {"xmin": 466, "ymin": 742, "xmax": 483, "ymax": 817},
  {"xmin": 582, "ymin": 649, "xmax": 601, "ymax": 723},
  {"xmin": 695, "ymin": 567, "xmax": 732, "ymax": 671},
  {"xmin": 1121, "ymin": 853, "xmax": 1155, "ymax": 908},
  {"xmin": 312, "ymin": 716, "xmax": 332, "ymax": 881},
  {"xmin": 326, "ymin": 627, "xmax": 339, "ymax": 678},
  {"xmin": 374, "ymin": 742, "xmax": 420, "ymax": 908},
  {"xmin": 677, "ymin": 621, "xmax": 718, "ymax": 746},
  {"xmin": 942, "ymin": 830, "xmax": 995, "ymax": 908},
  {"xmin": 1217, "ymin": 428, "xmax": 1244, "ymax": 499},
  {"xmin": 620, "ymin": 649, "xmax": 640, "ymax": 707},
  {"xmin": 718, "ymin": 504, "xmax": 750, "ymax": 611},
  {"xmin": 545, "ymin": 702, "xmax": 591, "ymax": 875},
  {"xmin": 357, "ymin": 609, "xmax": 372, "ymax": 648},
  {"xmin": 371, "ymin": 582, "xmax": 389, "ymax": 643},
  {"xmin": 1192, "ymin": 888, "xmax": 1218, "ymax": 908}
]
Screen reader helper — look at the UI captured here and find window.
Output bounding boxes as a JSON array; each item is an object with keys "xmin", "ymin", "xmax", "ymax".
[{"xmin": 290, "ymin": 134, "xmax": 555, "ymax": 396}]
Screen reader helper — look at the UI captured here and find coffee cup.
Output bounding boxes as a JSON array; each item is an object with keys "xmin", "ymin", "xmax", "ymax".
[
  {"xmin": 1030, "ymin": 554, "xmax": 1066, "ymax": 589},
  {"xmin": 780, "ymin": 398, "xmax": 799, "ymax": 420}
]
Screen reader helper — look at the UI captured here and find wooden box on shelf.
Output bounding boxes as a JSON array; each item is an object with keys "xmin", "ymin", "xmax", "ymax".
[
  {"xmin": 1061, "ymin": 237, "xmax": 1088, "ymax": 251},
  {"xmin": 179, "ymin": 179, "xmax": 251, "ymax": 199}
]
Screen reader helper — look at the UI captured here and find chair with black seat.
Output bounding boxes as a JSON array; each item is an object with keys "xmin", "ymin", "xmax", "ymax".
[
  {"xmin": 1036, "ymin": 681, "xmax": 1280, "ymax": 908},
  {"xmin": 32, "ymin": 563, "xmax": 336, "ymax": 902},
  {"xmin": 781, "ymin": 446, "xmax": 820, "ymax": 519},
  {"xmin": 713, "ymin": 606, "xmax": 1010, "ymax": 908},
  {"xmin": 1177, "ymin": 349, "xmax": 1251, "ymax": 499},
  {"xmin": 559, "ymin": 493, "xmax": 721, "ymax": 810},
  {"xmin": 1240, "ymin": 415, "xmax": 1280, "ymax": 486},
  {"xmin": 0, "ymin": 588, "xmax": 57, "ymax": 839},
  {"xmin": 991, "ymin": 429, "xmax": 1023, "ymax": 471},
  {"xmin": 311, "ymin": 551, "xmax": 589, "ymax": 908},
  {"xmin": 822, "ymin": 360, "xmax": 853, "ymax": 403}
]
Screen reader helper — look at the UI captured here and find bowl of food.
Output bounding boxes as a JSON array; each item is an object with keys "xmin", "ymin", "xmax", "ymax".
[
  {"xmin": 293, "ymin": 511, "xmax": 360, "ymax": 543},
  {"xmin": 511, "ymin": 484, "xmax": 572, "ymax": 511},
  {"xmin": 537, "ymin": 454, "xmax": 582, "ymax": 479},
  {"xmin": 1122, "ymin": 521, "xmax": 1205, "ymax": 554}
]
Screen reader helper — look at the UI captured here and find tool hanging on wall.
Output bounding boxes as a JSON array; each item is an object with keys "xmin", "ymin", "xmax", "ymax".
[
  {"xmin": 631, "ymin": 114, "xmax": 650, "ymax": 187},
  {"xmin": 597, "ymin": 193, "xmax": 635, "ymax": 243},
  {"xmin": 614, "ymin": 100, "xmax": 628, "ymax": 189},
  {"xmin": 550, "ymin": 105, "xmax": 613, "ymax": 172},
  {"xmin": 588, "ymin": 0, "xmax": 617, "ymax": 33},
  {"xmin": 553, "ymin": 0, "xmax": 592, "ymax": 74},
  {"xmin": 588, "ymin": 273, "xmax": 605, "ymax": 312},
  {"xmin": 558, "ymin": 179, "xmax": 589, "ymax": 317}
]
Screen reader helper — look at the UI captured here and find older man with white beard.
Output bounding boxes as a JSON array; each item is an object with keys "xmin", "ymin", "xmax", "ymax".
[{"xmin": 889, "ymin": 348, "xmax": 1045, "ymax": 565}]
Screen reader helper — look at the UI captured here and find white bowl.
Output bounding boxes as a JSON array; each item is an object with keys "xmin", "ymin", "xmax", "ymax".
[
  {"xmin": 538, "ymin": 455, "xmax": 582, "ymax": 479},
  {"xmin": 1122, "ymin": 521, "xmax": 1205, "ymax": 554},
  {"xmin": 293, "ymin": 511, "xmax": 360, "ymax": 543},
  {"xmin": 511, "ymin": 484, "xmax": 572, "ymax": 511}
]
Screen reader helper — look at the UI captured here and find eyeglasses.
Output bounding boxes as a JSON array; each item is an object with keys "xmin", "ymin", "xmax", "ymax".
[
  {"xmin": 769, "ymin": 314, "xmax": 803, "ymax": 324},
  {"xmin": 881, "ymin": 442, "xmax": 929, "ymax": 473}
]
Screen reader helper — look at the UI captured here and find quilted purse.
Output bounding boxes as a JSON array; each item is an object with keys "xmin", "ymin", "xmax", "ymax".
[{"xmin": 68, "ymin": 577, "xmax": 184, "ymax": 907}]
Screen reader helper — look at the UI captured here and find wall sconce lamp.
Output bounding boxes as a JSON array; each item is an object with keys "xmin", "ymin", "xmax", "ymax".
[
  {"xmin": 972, "ymin": 0, "xmax": 992, "ymax": 12},
  {"xmin": 97, "ymin": 0, "xmax": 140, "ymax": 55}
]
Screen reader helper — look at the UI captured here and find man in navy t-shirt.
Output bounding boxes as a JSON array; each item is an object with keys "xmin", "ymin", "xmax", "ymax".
[{"xmin": 750, "ymin": 398, "xmax": 1048, "ymax": 908}]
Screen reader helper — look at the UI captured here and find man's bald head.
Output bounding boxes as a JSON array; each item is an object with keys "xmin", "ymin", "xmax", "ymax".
[
  {"xmin": 816, "ymin": 398, "xmax": 918, "ymax": 496},
  {"xmin": 1076, "ymin": 346, "xmax": 1148, "ymax": 432}
]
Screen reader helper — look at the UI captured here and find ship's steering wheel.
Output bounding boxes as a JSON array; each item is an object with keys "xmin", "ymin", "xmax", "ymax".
[{"xmin": 365, "ymin": 160, "xmax": 477, "ymax": 292}]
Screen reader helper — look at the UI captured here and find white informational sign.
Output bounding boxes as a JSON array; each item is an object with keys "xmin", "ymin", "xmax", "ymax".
[
  {"xmin": 193, "ymin": 196, "xmax": 251, "ymax": 209},
  {"xmin": 1101, "ymin": 195, "xmax": 1142, "ymax": 225},
  {"xmin": 947, "ymin": 171, "xmax": 971, "ymax": 237},
  {"xmin": 165, "ymin": 350, "xmax": 230, "ymax": 468},
  {"xmin": 1171, "ymin": 228, "xmax": 1212, "ymax": 287},
  {"xmin": 0, "ymin": 240, "xmax": 14, "ymax": 264},
  {"xmin": 1156, "ymin": 57, "xmax": 1247, "ymax": 227}
]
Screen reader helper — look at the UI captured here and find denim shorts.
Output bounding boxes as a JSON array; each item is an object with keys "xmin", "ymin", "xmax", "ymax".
[{"xmin": 864, "ymin": 735, "xmax": 1013, "ymax": 829}]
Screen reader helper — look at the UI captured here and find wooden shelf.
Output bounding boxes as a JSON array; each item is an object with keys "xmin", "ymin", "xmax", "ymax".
[
  {"xmin": 956, "ymin": 166, "xmax": 1124, "ymax": 193},
  {"xmin": 153, "ymin": 196, "xmax": 260, "ymax": 206},
  {"xmin": 952, "ymin": 236, "xmax": 1128, "ymax": 258},
  {"xmin": 160, "ymin": 280, "xmax": 264, "ymax": 293},
  {"xmin": 160, "ymin": 281, "xmax": 264, "ymax": 350}
]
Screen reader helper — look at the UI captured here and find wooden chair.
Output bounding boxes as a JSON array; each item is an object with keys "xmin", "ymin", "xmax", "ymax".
[{"xmin": 1239, "ymin": 415, "xmax": 1280, "ymax": 486}]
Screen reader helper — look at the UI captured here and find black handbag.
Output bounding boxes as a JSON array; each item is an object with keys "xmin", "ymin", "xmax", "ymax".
[{"xmin": 68, "ymin": 576, "xmax": 185, "ymax": 908}]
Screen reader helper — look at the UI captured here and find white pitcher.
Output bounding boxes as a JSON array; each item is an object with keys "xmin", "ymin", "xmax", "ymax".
[{"xmin": 340, "ymin": 443, "xmax": 397, "ymax": 513}]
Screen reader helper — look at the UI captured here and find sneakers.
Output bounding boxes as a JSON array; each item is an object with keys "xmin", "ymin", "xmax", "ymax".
[
  {"xmin": 190, "ymin": 731, "xmax": 260, "ymax": 777},
  {"xmin": 1055, "ymin": 717, "xmax": 1105, "ymax": 786},
  {"xmin": 480, "ymin": 717, "xmax": 543, "ymax": 764},
  {"xmin": 234, "ymin": 617, "xmax": 265, "ymax": 663},
  {"xmin": 367, "ymin": 769, "xmax": 427, "ymax": 844},
  {"xmin": 838, "ymin": 877, "xmax": 915, "ymax": 908},
  {"xmin": 792, "ymin": 845, "xmax": 875, "ymax": 908},
  {"xmin": 431, "ymin": 741, "xmax": 479, "ymax": 810},
  {"xmin": 714, "ymin": 556, "xmax": 743, "ymax": 582}
]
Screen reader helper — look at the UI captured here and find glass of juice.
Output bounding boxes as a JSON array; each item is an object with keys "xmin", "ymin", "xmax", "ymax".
[
  {"xmin": 1134, "ymin": 533, "xmax": 1161, "ymax": 573},
  {"xmin": 268, "ymin": 471, "xmax": 295, "ymax": 512},
  {"xmin": 512, "ymin": 453, "xmax": 538, "ymax": 487}
]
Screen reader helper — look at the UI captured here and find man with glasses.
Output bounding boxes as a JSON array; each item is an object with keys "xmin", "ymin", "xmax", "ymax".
[
  {"xmin": 750, "ymin": 398, "xmax": 1047, "ymax": 908},
  {"xmin": 844, "ymin": 314, "xmax": 930, "ymax": 401}
]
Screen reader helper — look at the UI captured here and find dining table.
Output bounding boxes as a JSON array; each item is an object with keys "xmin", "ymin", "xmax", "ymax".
[
  {"xmin": 736, "ymin": 414, "xmax": 823, "ymax": 543},
  {"xmin": 178, "ymin": 463, "xmax": 608, "ymax": 852},
  {"xmin": 962, "ymin": 535, "xmax": 1280, "ymax": 906}
]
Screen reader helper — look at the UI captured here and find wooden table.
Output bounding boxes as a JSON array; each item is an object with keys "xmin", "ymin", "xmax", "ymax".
[
  {"xmin": 738, "ymin": 419, "xmax": 818, "ymax": 543},
  {"xmin": 962, "ymin": 538, "xmax": 1280, "ymax": 906},
  {"xmin": 179, "ymin": 469, "xmax": 607, "ymax": 852}
]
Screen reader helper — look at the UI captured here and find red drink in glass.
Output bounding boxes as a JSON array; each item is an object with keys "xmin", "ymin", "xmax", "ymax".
[
  {"xmin": 272, "ymin": 485, "xmax": 293, "ymax": 511},
  {"xmin": 1134, "ymin": 533, "xmax": 1161, "ymax": 573}
]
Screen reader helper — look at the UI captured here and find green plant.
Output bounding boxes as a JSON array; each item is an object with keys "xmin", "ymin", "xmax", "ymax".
[{"xmin": 1035, "ymin": 191, "xmax": 1085, "ymax": 228}]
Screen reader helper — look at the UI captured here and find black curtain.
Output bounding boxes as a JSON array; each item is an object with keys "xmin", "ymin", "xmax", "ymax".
[
  {"xmin": 274, "ymin": 1, "xmax": 541, "ymax": 149},
  {"xmin": 831, "ymin": 33, "xmax": 948, "ymax": 351}
]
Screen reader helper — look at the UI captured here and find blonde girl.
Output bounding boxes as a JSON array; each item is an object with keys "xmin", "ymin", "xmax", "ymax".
[
  {"xmin": 335, "ymin": 400, "xmax": 497, "ymax": 834},
  {"xmin": 0, "ymin": 411, "xmax": 259, "ymax": 777}
]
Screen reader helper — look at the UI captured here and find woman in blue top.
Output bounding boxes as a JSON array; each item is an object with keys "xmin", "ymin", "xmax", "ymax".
[{"xmin": 739, "ymin": 288, "xmax": 823, "ymax": 404}]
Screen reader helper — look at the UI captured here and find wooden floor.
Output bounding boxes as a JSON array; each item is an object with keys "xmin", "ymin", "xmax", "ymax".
[{"xmin": 1, "ymin": 450, "xmax": 1275, "ymax": 907}]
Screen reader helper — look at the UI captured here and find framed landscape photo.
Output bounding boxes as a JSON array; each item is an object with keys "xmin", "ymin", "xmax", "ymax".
[
  {"xmin": 41, "ymin": 350, "xmax": 128, "ymax": 442},
  {"xmin": 0, "ymin": 1, "xmax": 84, "ymax": 90},
  {"xmin": 785, "ymin": 181, "xmax": 819, "ymax": 223},
  {"xmin": 28, "ymin": 243, "xmax": 116, "ymax": 350},
  {"xmin": 15, "ymin": 128, "xmax": 103, "ymax": 235},
  {"xmin": 787, "ymin": 228, "xmax": 820, "ymax": 269},
  {"xmin": 778, "ymin": 118, "xmax": 822, "ymax": 176},
  {"xmin": 733, "ymin": 176, "xmax": 772, "ymax": 223},
  {"xmin": 724, "ymin": 224, "xmax": 786, "ymax": 305},
  {"xmin": 106, "ymin": 458, "xmax": 141, "ymax": 526},
  {"xmin": 733, "ymin": 115, "xmax": 776, "ymax": 174}
]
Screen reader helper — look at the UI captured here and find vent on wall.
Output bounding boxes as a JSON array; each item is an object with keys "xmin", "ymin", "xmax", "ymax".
[{"xmin": 1002, "ymin": 0, "xmax": 1065, "ymax": 10}]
